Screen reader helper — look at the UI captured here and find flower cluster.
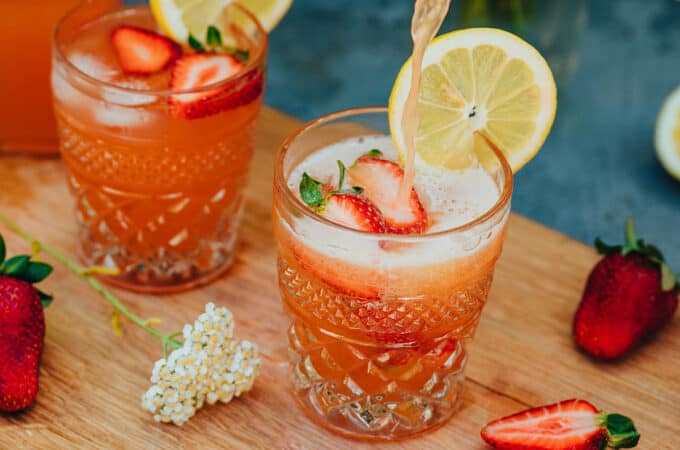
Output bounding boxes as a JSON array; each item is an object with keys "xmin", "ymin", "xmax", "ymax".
[{"xmin": 141, "ymin": 303, "xmax": 260, "ymax": 425}]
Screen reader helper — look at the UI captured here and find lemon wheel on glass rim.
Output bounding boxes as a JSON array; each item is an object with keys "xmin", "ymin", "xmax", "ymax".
[
  {"xmin": 389, "ymin": 28, "xmax": 557, "ymax": 172},
  {"xmin": 151, "ymin": 0, "xmax": 293, "ymax": 43}
]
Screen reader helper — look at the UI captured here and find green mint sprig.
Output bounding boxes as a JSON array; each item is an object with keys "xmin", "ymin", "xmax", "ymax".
[
  {"xmin": 189, "ymin": 26, "xmax": 250, "ymax": 62},
  {"xmin": 299, "ymin": 160, "xmax": 364, "ymax": 210}
]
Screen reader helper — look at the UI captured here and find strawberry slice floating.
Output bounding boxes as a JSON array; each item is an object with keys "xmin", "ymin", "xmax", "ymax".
[
  {"xmin": 481, "ymin": 399, "xmax": 640, "ymax": 450},
  {"xmin": 169, "ymin": 54, "xmax": 263, "ymax": 119},
  {"xmin": 111, "ymin": 25, "xmax": 181, "ymax": 75},
  {"xmin": 348, "ymin": 153, "xmax": 428, "ymax": 234},
  {"xmin": 322, "ymin": 193, "xmax": 386, "ymax": 233}
]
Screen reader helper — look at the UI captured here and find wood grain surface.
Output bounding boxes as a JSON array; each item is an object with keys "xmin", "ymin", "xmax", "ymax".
[{"xmin": 0, "ymin": 107, "xmax": 677, "ymax": 449}]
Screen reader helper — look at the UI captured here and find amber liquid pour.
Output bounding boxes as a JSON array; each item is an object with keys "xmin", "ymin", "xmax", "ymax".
[{"xmin": 399, "ymin": 0, "xmax": 451, "ymax": 202}]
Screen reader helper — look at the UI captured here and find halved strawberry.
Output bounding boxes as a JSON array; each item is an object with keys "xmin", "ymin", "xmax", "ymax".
[
  {"xmin": 111, "ymin": 26, "xmax": 181, "ymax": 75},
  {"xmin": 169, "ymin": 54, "xmax": 263, "ymax": 119},
  {"xmin": 348, "ymin": 154, "xmax": 428, "ymax": 234},
  {"xmin": 481, "ymin": 399, "xmax": 640, "ymax": 449},
  {"xmin": 321, "ymin": 194, "xmax": 386, "ymax": 233}
]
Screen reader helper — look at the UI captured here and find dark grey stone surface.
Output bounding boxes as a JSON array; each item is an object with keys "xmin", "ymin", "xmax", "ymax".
[{"xmin": 266, "ymin": 0, "xmax": 680, "ymax": 267}]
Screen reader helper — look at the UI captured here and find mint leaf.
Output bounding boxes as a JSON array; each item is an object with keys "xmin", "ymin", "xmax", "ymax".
[
  {"xmin": 300, "ymin": 173, "xmax": 324, "ymax": 208},
  {"xmin": 234, "ymin": 49, "xmax": 250, "ymax": 62},
  {"xmin": 2, "ymin": 255, "xmax": 30, "ymax": 276},
  {"xmin": 337, "ymin": 160, "xmax": 346, "ymax": 190},
  {"xmin": 332, "ymin": 187, "xmax": 363, "ymax": 195},
  {"xmin": 364, "ymin": 149, "xmax": 383, "ymax": 159},
  {"xmin": 188, "ymin": 34, "xmax": 205, "ymax": 52},
  {"xmin": 206, "ymin": 25, "xmax": 222, "ymax": 46},
  {"xmin": 223, "ymin": 45, "xmax": 250, "ymax": 62}
]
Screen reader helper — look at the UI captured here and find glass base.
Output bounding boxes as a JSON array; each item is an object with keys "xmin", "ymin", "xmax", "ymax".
[
  {"xmin": 292, "ymin": 374, "xmax": 464, "ymax": 441},
  {"xmin": 84, "ymin": 249, "xmax": 237, "ymax": 294},
  {"xmin": 74, "ymin": 191, "xmax": 245, "ymax": 294},
  {"xmin": 288, "ymin": 322, "xmax": 470, "ymax": 441}
]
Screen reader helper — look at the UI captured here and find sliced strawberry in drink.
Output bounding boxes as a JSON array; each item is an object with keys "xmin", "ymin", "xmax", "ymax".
[
  {"xmin": 111, "ymin": 26, "xmax": 181, "ymax": 75},
  {"xmin": 321, "ymin": 193, "xmax": 387, "ymax": 233},
  {"xmin": 348, "ymin": 156, "xmax": 428, "ymax": 234},
  {"xmin": 481, "ymin": 399, "xmax": 640, "ymax": 449},
  {"xmin": 169, "ymin": 54, "xmax": 263, "ymax": 119}
]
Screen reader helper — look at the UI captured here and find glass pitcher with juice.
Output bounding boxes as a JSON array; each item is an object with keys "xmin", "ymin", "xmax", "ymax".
[{"xmin": 0, "ymin": 0, "xmax": 120, "ymax": 155}]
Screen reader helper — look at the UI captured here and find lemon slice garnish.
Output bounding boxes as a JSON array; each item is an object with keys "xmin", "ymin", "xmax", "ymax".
[
  {"xmin": 151, "ymin": 0, "xmax": 292, "ymax": 43},
  {"xmin": 389, "ymin": 28, "xmax": 557, "ymax": 172}
]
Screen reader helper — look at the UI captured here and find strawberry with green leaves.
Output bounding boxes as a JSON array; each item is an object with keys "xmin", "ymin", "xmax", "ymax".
[
  {"xmin": 0, "ymin": 235, "xmax": 53, "ymax": 411},
  {"xmin": 481, "ymin": 399, "xmax": 640, "ymax": 449},
  {"xmin": 299, "ymin": 160, "xmax": 387, "ymax": 233},
  {"xmin": 573, "ymin": 218, "xmax": 678, "ymax": 360}
]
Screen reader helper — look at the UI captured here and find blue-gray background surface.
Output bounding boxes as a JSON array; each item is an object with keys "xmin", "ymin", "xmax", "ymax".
[{"xmin": 265, "ymin": 0, "xmax": 680, "ymax": 267}]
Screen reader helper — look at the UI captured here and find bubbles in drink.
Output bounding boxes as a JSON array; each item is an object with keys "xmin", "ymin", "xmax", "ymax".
[{"xmin": 288, "ymin": 135, "xmax": 502, "ymax": 267}]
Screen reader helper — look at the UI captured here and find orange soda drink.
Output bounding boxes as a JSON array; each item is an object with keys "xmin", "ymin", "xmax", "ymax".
[
  {"xmin": 52, "ymin": 1, "xmax": 267, "ymax": 292},
  {"xmin": 273, "ymin": 108, "xmax": 513, "ymax": 440},
  {"xmin": 0, "ymin": 0, "xmax": 119, "ymax": 155}
]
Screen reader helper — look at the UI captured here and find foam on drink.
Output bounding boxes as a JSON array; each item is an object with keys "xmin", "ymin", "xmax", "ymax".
[{"xmin": 286, "ymin": 135, "xmax": 504, "ymax": 268}]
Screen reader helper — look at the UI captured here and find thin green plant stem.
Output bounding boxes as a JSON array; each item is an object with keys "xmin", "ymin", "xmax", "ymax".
[{"xmin": 0, "ymin": 211, "xmax": 182, "ymax": 350}]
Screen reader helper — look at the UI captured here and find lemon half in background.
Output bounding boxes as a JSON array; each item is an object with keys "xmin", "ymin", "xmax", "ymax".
[{"xmin": 655, "ymin": 85, "xmax": 680, "ymax": 181}]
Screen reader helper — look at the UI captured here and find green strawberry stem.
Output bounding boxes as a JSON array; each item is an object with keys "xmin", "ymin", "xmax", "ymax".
[
  {"xmin": 0, "ymin": 211, "xmax": 182, "ymax": 352},
  {"xmin": 597, "ymin": 412, "xmax": 641, "ymax": 448},
  {"xmin": 596, "ymin": 217, "xmax": 678, "ymax": 292}
]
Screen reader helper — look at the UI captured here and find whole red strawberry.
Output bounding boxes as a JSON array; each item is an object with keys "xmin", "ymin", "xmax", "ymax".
[
  {"xmin": 0, "ymin": 235, "xmax": 53, "ymax": 411},
  {"xmin": 574, "ymin": 218, "xmax": 678, "ymax": 360}
]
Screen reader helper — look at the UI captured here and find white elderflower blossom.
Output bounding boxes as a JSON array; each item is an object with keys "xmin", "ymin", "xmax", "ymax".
[{"xmin": 141, "ymin": 303, "xmax": 261, "ymax": 425}]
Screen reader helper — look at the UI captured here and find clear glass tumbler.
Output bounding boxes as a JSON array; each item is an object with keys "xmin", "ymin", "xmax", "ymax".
[
  {"xmin": 52, "ymin": 0, "xmax": 267, "ymax": 293},
  {"xmin": 272, "ymin": 107, "xmax": 513, "ymax": 440}
]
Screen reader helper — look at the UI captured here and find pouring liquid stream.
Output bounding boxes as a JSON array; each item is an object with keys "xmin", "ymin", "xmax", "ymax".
[{"xmin": 398, "ymin": 0, "xmax": 451, "ymax": 204}]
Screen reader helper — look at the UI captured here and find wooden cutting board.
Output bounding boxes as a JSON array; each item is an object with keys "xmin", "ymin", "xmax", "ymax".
[{"xmin": 0, "ymin": 107, "xmax": 677, "ymax": 449}]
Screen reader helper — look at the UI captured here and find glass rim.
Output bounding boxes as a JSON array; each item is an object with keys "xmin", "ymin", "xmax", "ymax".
[
  {"xmin": 274, "ymin": 106, "xmax": 514, "ymax": 241},
  {"xmin": 53, "ymin": 2, "xmax": 268, "ymax": 97}
]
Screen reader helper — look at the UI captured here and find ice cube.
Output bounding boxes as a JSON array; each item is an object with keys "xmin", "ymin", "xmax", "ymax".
[
  {"xmin": 93, "ymin": 103, "xmax": 156, "ymax": 128},
  {"xmin": 101, "ymin": 79, "xmax": 159, "ymax": 106},
  {"xmin": 68, "ymin": 52, "xmax": 118, "ymax": 81},
  {"xmin": 51, "ymin": 69, "xmax": 81, "ymax": 106}
]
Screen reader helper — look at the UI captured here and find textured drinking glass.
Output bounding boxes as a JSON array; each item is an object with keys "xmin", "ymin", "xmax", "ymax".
[
  {"xmin": 52, "ymin": 1, "xmax": 267, "ymax": 293},
  {"xmin": 273, "ymin": 107, "xmax": 513, "ymax": 440}
]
